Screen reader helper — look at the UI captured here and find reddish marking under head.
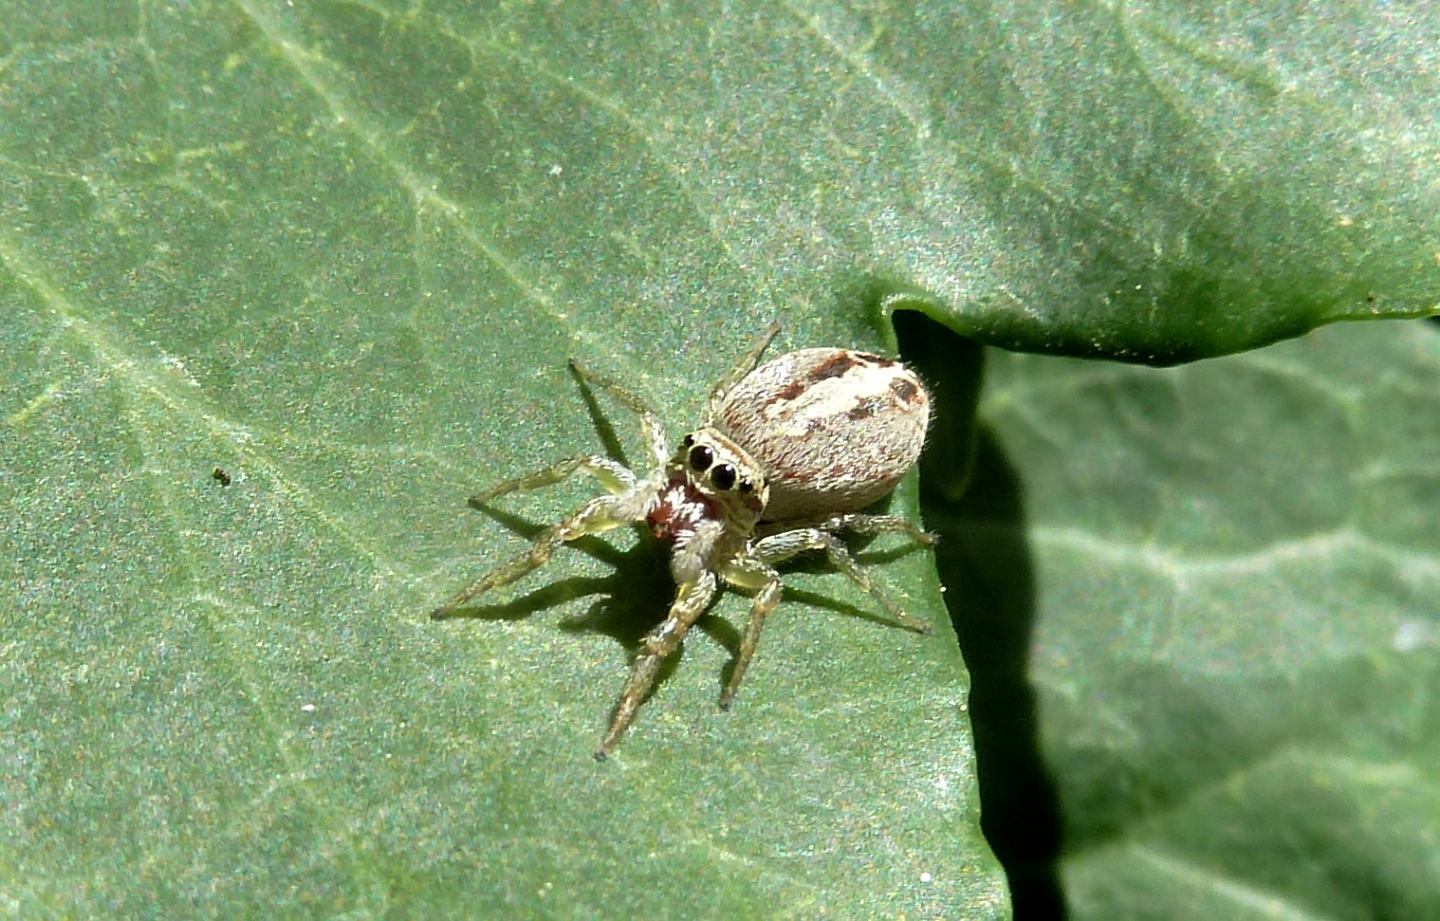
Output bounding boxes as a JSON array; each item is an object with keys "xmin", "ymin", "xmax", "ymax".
[{"xmin": 646, "ymin": 477, "xmax": 717, "ymax": 543}]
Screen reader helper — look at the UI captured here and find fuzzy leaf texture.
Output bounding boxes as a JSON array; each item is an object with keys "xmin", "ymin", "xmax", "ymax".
[
  {"xmin": 910, "ymin": 318, "xmax": 1440, "ymax": 920},
  {"xmin": 3, "ymin": 1, "xmax": 1438, "ymax": 917}
]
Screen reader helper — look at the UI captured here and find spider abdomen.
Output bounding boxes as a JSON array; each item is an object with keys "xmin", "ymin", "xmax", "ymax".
[{"xmin": 716, "ymin": 348, "xmax": 930, "ymax": 521}]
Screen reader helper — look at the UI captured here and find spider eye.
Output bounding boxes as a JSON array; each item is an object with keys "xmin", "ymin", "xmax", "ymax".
[
  {"xmin": 738, "ymin": 479, "xmax": 754, "ymax": 494},
  {"xmin": 688, "ymin": 444, "xmax": 714, "ymax": 472},
  {"xmin": 682, "ymin": 434, "xmax": 695, "ymax": 449},
  {"xmin": 711, "ymin": 463, "xmax": 737, "ymax": 490}
]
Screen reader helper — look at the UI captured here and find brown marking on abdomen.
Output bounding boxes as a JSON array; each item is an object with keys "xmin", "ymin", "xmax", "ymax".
[
  {"xmin": 806, "ymin": 352, "xmax": 862, "ymax": 382},
  {"xmin": 775, "ymin": 380, "xmax": 806, "ymax": 401},
  {"xmin": 845, "ymin": 401, "xmax": 877, "ymax": 421},
  {"xmin": 890, "ymin": 377, "xmax": 920, "ymax": 403}
]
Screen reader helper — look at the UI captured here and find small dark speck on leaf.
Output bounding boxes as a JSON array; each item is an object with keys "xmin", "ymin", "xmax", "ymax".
[{"xmin": 211, "ymin": 466, "xmax": 232, "ymax": 487}]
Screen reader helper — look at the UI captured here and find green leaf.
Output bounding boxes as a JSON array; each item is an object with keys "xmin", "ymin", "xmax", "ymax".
[
  {"xmin": 918, "ymin": 318, "xmax": 1440, "ymax": 918},
  {"xmin": 3, "ymin": 4, "xmax": 1000, "ymax": 914},
  {"xmin": 5, "ymin": 1, "xmax": 1438, "ymax": 916}
]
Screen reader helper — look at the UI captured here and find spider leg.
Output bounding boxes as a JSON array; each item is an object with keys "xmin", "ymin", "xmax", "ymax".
[
  {"xmin": 569, "ymin": 358, "xmax": 671, "ymax": 468},
  {"xmin": 595, "ymin": 571, "xmax": 718, "ymax": 760},
  {"xmin": 704, "ymin": 321, "xmax": 781, "ymax": 420},
  {"xmin": 433, "ymin": 484, "xmax": 652, "ymax": 617},
  {"xmin": 468, "ymin": 454, "xmax": 635, "ymax": 507},
  {"xmin": 808, "ymin": 512, "xmax": 937, "ymax": 546},
  {"xmin": 717, "ymin": 554, "xmax": 783, "ymax": 710},
  {"xmin": 753, "ymin": 527, "xmax": 932, "ymax": 634}
]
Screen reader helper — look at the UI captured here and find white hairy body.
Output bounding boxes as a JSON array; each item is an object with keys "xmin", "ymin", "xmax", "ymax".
[
  {"xmin": 717, "ymin": 348, "xmax": 930, "ymax": 520},
  {"xmin": 433, "ymin": 323, "xmax": 934, "ymax": 759}
]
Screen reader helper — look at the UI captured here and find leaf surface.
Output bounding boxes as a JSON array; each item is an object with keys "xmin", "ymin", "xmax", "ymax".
[
  {"xmin": 918, "ymin": 318, "xmax": 1440, "ymax": 919},
  {"xmin": 6, "ymin": 1, "xmax": 1440, "ymax": 916}
]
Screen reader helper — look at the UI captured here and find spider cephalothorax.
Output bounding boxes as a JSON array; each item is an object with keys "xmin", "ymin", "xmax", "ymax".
[
  {"xmin": 433, "ymin": 323, "xmax": 934, "ymax": 759},
  {"xmin": 645, "ymin": 428, "xmax": 768, "ymax": 577}
]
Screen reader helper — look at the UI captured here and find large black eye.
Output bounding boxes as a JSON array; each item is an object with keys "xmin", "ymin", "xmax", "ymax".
[
  {"xmin": 711, "ymin": 463, "xmax": 737, "ymax": 490},
  {"xmin": 688, "ymin": 444, "xmax": 714, "ymax": 472}
]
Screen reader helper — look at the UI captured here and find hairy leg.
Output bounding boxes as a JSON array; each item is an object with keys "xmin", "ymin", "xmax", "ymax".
[
  {"xmin": 433, "ymin": 485, "xmax": 652, "ymax": 617},
  {"xmin": 811, "ymin": 512, "xmax": 937, "ymax": 545},
  {"xmin": 753, "ymin": 528, "xmax": 932, "ymax": 634},
  {"xmin": 595, "ymin": 571, "xmax": 718, "ymax": 759},
  {"xmin": 468, "ymin": 454, "xmax": 635, "ymax": 507},
  {"xmin": 569, "ymin": 358, "xmax": 671, "ymax": 469},
  {"xmin": 704, "ymin": 320, "xmax": 781, "ymax": 419},
  {"xmin": 718, "ymin": 555, "xmax": 783, "ymax": 710}
]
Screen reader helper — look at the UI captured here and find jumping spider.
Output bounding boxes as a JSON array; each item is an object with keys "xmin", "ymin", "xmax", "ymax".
[{"xmin": 433, "ymin": 322, "xmax": 934, "ymax": 759}]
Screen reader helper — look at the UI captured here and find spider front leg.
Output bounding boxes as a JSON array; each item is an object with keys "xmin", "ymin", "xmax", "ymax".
[
  {"xmin": 595, "ymin": 571, "xmax": 718, "ymax": 760},
  {"xmin": 752, "ymin": 526, "xmax": 933, "ymax": 634},
  {"xmin": 468, "ymin": 454, "xmax": 635, "ymax": 507},
  {"xmin": 569, "ymin": 358, "xmax": 671, "ymax": 469},
  {"xmin": 704, "ymin": 320, "xmax": 780, "ymax": 419},
  {"xmin": 432, "ymin": 481, "xmax": 652, "ymax": 618}
]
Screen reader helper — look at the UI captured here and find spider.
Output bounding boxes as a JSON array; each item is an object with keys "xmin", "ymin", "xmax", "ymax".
[{"xmin": 433, "ymin": 322, "xmax": 935, "ymax": 759}]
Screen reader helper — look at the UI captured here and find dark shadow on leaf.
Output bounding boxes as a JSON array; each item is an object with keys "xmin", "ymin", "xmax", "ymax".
[
  {"xmin": 431, "ymin": 575, "xmax": 611, "ymax": 622},
  {"xmin": 896, "ymin": 310, "xmax": 1067, "ymax": 921},
  {"xmin": 782, "ymin": 585, "xmax": 911, "ymax": 629},
  {"xmin": 440, "ymin": 336, "xmax": 961, "ymax": 739},
  {"xmin": 853, "ymin": 540, "xmax": 934, "ymax": 566},
  {"xmin": 441, "ymin": 509, "xmax": 921, "ymax": 719},
  {"xmin": 553, "ymin": 534, "xmax": 675, "ymax": 646},
  {"xmin": 464, "ymin": 501, "xmax": 629, "ymax": 569},
  {"xmin": 570, "ymin": 359, "xmax": 634, "ymax": 468},
  {"xmin": 436, "ymin": 510, "xmax": 750, "ymax": 708}
]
